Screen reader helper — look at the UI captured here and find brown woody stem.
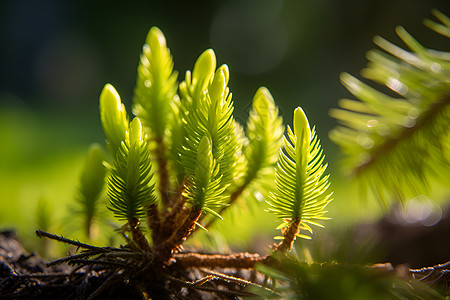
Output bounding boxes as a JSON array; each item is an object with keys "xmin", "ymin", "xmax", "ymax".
[
  {"xmin": 146, "ymin": 203, "xmax": 161, "ymax": 245},
  {"xmin": 155, "ymin": 136, "xmax": 170, "ymax": 209},
  {"xmin": 159, "ymin": 207, "xmax": 202, "ymax": 260},
  {"xmin": 273, "ymin": 218, "xmax": 301, "ymax": 253},
  {"xmin": 160, "ymin": 194, "xmax": 187, "ymax": 243},
  {"xmin": 129, "ymin": 218, "xmax": 151, "ymax": 252},
  {"xmin": 173, "ymin": 252, "xmax": 267, "ymax": 269}
]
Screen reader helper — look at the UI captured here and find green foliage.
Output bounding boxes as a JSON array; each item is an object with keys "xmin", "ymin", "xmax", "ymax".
[
  {"xmin": 255, "ymin": 256, "xmax": 444, "ymax": 300},
  {"xmin": 133, "ymin": 27, "xmax": 178, "ymax": 139},
  {"xmin": 330, "ymin": 9, "xmax": 450, "ymax": 203},
  {"xmin": 267, "ymin": 107, "xmax": 332, "ymax": 239},
  {"xmin": 106, "ymin": 117, "xmax": 156, "ymax": 222},
  {"xmin": 99, "ymin": 84, "xmax": 129, "ymax": 157},
  {"xmin": 179, "ymin": 51, "xmax": 239, "ymax": 191},
  {"xmin": 240, "ymin": 87, "xmax": 284, "ymax": 192},
  {"xmin": 184, "ymin": 134, "xmax": 227, "ymax": 218},
  {"xmin": 73, "ymin": 143, "xmax": 107, "ymax": 238}
]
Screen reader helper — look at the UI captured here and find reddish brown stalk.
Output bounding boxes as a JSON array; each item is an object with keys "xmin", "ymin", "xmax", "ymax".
[
  {"xmin": 273, "ymin": 218, "xmax": 301, "ymax": 253},
  {"xmin": 155, "ymin": 136, "xmax": 170, "ymax": 209},
  {"xmin": 129, "ymin": 218, "xmax": 151, "ymax": 252},
  {"xmin": 173, "ymin": 252, "xmax": 267, "ymax": 269},
  {"xmin": 160, "ymin": 195, "xmax": 187, "ymax": 242},
  {"xmin": 159, "ymin": 207, "xmax": 202, "ymax": 260},
  {"xmin": 146, "ymin": 203, "xmax": 161, "ymax": 244}
]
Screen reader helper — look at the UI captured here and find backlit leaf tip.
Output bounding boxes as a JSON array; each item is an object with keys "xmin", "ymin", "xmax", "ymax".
[
  {"xmin": 100, "ymin": 84, "xmax": 129, "ymax": 156},
  {"xmin": 241, "ymin": 87, "xmax": 284, "ymax": 190},
  {"xmin": 129, "ymin": 117, "xmax": 143, "ymax": 145},
  {"xmin": 146, "ymin": 27, "xmax": 166, "ymax": 52},
  {"xmin": 209, "ymin": 65, "xmax": 229, "ymax": 102},
  {"xmin": 267, "ymin": 106, "xmax": 332, "ymax": 243},
  {"xmin": 133, "ymin": 26, "xmax": 178, "ymax": 139},
  {"xmin": 192, "ymin": 49, "xmax": 216, "ymax": 97}
]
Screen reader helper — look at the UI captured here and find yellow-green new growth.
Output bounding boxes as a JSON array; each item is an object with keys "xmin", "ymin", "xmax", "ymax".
[
  {"xmin": 242, "ymin": 87, "xmax": 284, "ymax": 189},
  {"xmin": 74, "ymin": 144, "xmax": 106, "ymax": 238},
  {"xmin": 184, "ymin": 134, "xmax": 227, "ymax": 219},
  {"xmin": 133, "ymin": 26, "xmax": 178, "ymax": 138},
  {"xmin": 179, "ymin": 50, "xmax": 239, "ymax": 192},
  {"xmin": 100, "ymin": 90, "xmax": 156, "ymax": 222},
  {"xmin": 267, "ymin": 107, "xmax": 332, "ymax": 242},
  {"xmin": 100, "ymin": 84, "xmax": 129, "ymax": 157}
]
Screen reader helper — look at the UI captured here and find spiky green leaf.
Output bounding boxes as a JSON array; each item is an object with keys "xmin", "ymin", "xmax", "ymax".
[
  {"xmin": 330, "ymin": 11, "xmax": 450, "ymax": 203},
  {"xmin": 184, "ymin": 134, "xmax": 227, "ymax": 215},
  {"xmin": 99, "ymin": 84, "xmax": 129, "ymax": 157},
  {"xmin": 267, "ymin": 107, "xmax": 332, "ymax": 238},
  {"xmin": 133, "ymin": 26, "xmax": 178, "ymax": 139},
  {"xmin": 107, "ymin": 118, "xmax": 156, "ymax": 221},
  {"xmin": 241, "ymin": 87, "xmax": 284, "ymax": 189},
  {"xmin": 179, "ymin": 50, "xmax": 239, "ymax": 190},
  {"xmin": 74, "ymin": 144, "xmax": 107, "ymax": 234}
]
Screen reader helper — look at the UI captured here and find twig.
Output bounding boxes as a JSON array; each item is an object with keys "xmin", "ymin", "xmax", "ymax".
[
  {"xmin": 159, "ymin": 207, "xmax": 202, "ymax": 259},
  {"xmin": 173, "ymin": 252, "xmax": 266, "ymax": 269},
  {"xmin": 68, "ymin": 259, "xmax": 127, "ymax": 268},
  {"xmin": 36, "ymin": 230, "xmax": 106, "ymax": 251}
]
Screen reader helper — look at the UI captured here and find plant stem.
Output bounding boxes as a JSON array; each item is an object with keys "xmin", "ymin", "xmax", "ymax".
[
  {"xmin": 160, "ymin": 194, "xmax": 187, "ymax": 244},
  {"xmin": 354, "ymin": 94, "xmax": 450, "ymax": 176},
  {"xmin": 159, "ymin": 207, "xmax": 202, "ymax": 260},
  {"xmin": 146, "ymin": 203, "xmax": 161, "ymax": 244},
  {"xmin": 273, "ymin": 218, "xmax": 301, "ymax": 253},
  {"xmin": 36, "ymin": 230, "xmax": 105, "ymax": 251},
  {"xmin": 173, "ymin": 252, "xmax": 266, "ymax": 268},
  {"xmin": 155, "ymin": 136, "xmax": 170, "ymax": 209},
  {"xmin": 129, "ymin": 218, "xmax": 151, "ymax": 252}
]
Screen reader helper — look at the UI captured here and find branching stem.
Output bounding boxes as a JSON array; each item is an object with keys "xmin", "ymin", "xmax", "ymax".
[
  {"xmin": 354, "ymin": 94, "xmax": 450, "ymax": 176},
  {"xmin": 173, "ymin": 252, "xmax": 266, "ymax": 269},
  {"xmin": 159, "ymin": 207, "xmax": 202, "ymax": 259}
]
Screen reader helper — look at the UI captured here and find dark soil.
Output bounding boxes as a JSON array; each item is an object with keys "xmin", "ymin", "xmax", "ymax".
[{"xmin": 0, "ymin": 231, "xmax": 147, "ymax": 299}]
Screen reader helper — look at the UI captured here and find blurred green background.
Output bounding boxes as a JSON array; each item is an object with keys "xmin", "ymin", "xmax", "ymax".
[{"xmin": 1, "ymin": 0, "xmax": 449, "ymax": 261}]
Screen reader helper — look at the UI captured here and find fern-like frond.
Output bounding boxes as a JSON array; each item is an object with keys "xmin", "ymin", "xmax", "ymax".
[
  {"xmin": 242, "ymin": 87, "xmax": 284, "ymax": 188},
  {"xmin": 267, "ymin": 107, "xmax": 332, "ymax": 241},
  {"xmin": 107, "ymin": 118, "xmax": 156, "ymax": 221},
  {"xmin": 74, "ymin": 144, "xmax": 107, "ymax": 238},
  {"xmin": 99, "ymin": 84, "xmax": 129, "ymax": 157},
  {"xmin": 179, "ymin": 50, "xmax": 239, "ymax": 191},
  {"xmin": 133, "ymin": 27, "xmax": 178, "ymax": 138},
  {"xmin": 184, "ymin": 134, "xmax": 227, "ymax": 217},
  {"xmin": 330, "ymin": 11, "xmax": 450, "ymax": 203}
]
